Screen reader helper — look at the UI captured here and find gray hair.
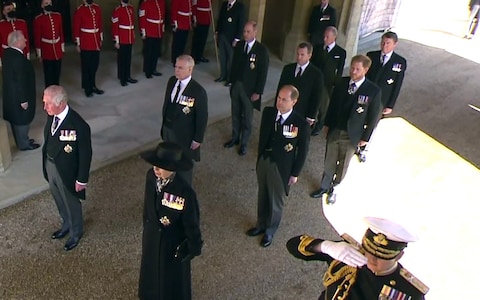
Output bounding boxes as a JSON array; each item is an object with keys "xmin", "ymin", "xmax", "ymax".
[
  {"xmin": 45, "ymin": 85, "xmax": 69, "ymax": 106},
  {"xmin": 7, "ymin": 30, "xmax": 25, "ymax": 47},
  {"xmin": 176, "ymin": 54, "xmax": 195, "ymax": 68},
  {"xmin": 324, "ymin": 26, "xmax": 338, "ymax": 37}
]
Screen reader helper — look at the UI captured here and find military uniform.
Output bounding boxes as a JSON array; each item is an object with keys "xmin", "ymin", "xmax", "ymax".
[
  {"xmin": 73, "ymin": 2, "xmax": 104, "ymax": 97},
  {"xmin": 112, "ymin": 2, "xmax": 136, "ymax": 86},
  {"xmin": 33, "ymin": 10, "xmax": 64, "ymax": 87},
  {"xmin": 171, "ymin": 0, "xmax": 192, "ymax": 64},
  {"xmin": 0, "ymin": 17, "xmax": 30, "ymax": 62},
  {"xmin": 191, "ymin": 0, "xmax": 211, "ymax": 62},
  {"xmin": 139, "ymin": 0, "xmax": 165, "ymax": 78},
  {"xmin": 287, "ymin": 217, "xmax": 429, "ymax": 300}
]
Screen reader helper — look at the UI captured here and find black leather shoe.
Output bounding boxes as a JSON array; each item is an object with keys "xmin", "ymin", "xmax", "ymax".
[
  {"xmin": 64, "ymin": 236, "xmax": 81, "ymax": 251},
  {"xmin": 238, "ymin": 145, "xmax": 247, "ymax": 156},
  {"xmin": 261, "ymin": 234, "xmax": 273, "ymax": 247},
  {"xmin": 92, "ymin": 87, "xmax": 104, "ymax": 95},
  {"xmin": 310, "ymin": 188, "xmax": 328, "ymax": 198},
  {"xmin": 199, "ymin": 57, "xmax": 209, "ymax": 63},
  {"xmin": 121, "ymin": 81, "xmax": 128, "ymax": 87},
  {"xmin": 85, "ymin": 90, "xmax": 93, "ymax": 97},
  {"xmin": 214, "ymin": 77, "xmax": 225, "ymax": 82},
  {"xmin": 246, "ymin": 227, "xmax": 264, "ymax": 237},
  {"xmin": 224, "ymin": 82, "xmax": 231, "ymax": 87},
  {"xmin": 51, "ymin": 229, "xmax": 69, "ymax": 240},
  {"xmin": 223, "ymin": 139, "xmax": 239, "ymax": 148},
  {"xmin": 311, "ymin": 128, "xmax": 320, "ymax": 136},
  {"xmin": 146, "ymin": 74, "xmax": 153, "ymax": 79},
  {"xmin": 20, "ymin": 143, "xmax": 40, "ymax": 151},
  {"xmin": 29, "ymin": 139, "xmax": 35, "ymax": 144},
  {"xmin": 127, "ymin": 78, "xmax": 138, "ymax": 83},
  {"xmin": 152, "ymin": 71, "xmax": 162, "ymax": 76}
]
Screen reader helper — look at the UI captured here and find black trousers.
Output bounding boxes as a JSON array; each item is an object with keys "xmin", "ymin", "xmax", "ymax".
[
  {"xmin": 191, "ymin": 24, "xmax": 209, "ymax": 60},
  {"xmin": 43, "ymin": 59, "xmax": 62, "ymax": 87},
  {"xmin": 218, "ymin": 34, "xmax": 234, "ymax": 80},
  {"xmin": 117, "ymin": 44, "xmax": 133, "ymax": 83},
  {"xmin": 80, "ymin": 50, "xmax": 100, "ymax": 93},
  {"xmin": 171, "ymin": 29, "xmax": 189, "ymax": 64},
  {"xmin": 143, "ymin": 37, "xmax": 162, "ymax": 76}
]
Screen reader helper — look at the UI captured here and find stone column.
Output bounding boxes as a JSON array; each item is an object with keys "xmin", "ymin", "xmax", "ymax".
[
  {"xmin": 337, "ymin": 0, "xmax": 364, "ymax": 68},
  {"xmin": 280, "ymin": 0, "xmax": 311, "ymax": 62},
  {"xmin": 247, "ymin": 0, "xmax": 266, "ymax": 41},
  {"xmin": 0, "ymin": 119, "xmax": 12, "ymax": 172}
]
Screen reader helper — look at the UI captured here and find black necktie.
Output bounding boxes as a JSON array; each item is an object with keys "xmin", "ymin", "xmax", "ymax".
[
  {"xmin": 173, "ymin": 81, "xmax": 181, "ymax": 103},
  {"xmin": 245, "ymin": 43, "xmax": 249, "ymax": 54},
  {"xmin": 325, "ymin": 45, "xmax": 329, "ymax": 52},
  {"xmin": 275, "ymin": 115, "xmax": 283, "ymax": 131},
  {"xmin": 381, "ymin": 54, "xmax": 387, "ymax": 66},
  {"xmin": 51, "ymin": 116, "xmax": 60, "ymax": 134},
  {"xmin": 295, "ymin": 66, "xmax": 302, "ymax": 78},
  {"xmin": 227, "ymin": 3, "xmax": 232, "ymax": 10}
]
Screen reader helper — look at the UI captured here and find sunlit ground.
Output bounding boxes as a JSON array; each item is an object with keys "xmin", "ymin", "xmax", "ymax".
[
  {"xmin": 394, "ymin": 0, "xmax": 480, "ymax": 64},
  {"xmin": 324, "ymin": 117, "xmax": 480, "ymax": 299}
]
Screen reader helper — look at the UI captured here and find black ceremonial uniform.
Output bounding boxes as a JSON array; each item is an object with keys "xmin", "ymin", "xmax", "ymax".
[{"xmin": 286, "ymin": 236, "xmax": 428, "ymax": 300}]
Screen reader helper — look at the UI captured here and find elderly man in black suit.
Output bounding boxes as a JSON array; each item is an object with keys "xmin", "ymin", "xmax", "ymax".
[
  {"xmin": 42, "ymin": 85, "xmax": 92, "ymax": 251},
  {"xmin": 366, "ymin": 31, "xmax": 407, "ymax": 116},
  {"xmin": 310, "ymin": 55, "xmax": 382, "ymax": 203},
  {"xmin": 276, "ymin": 42, "xmax": 324, "ymax": 129},
  {"xmin": 214, "ymin": 0, "xmax": 245, "ymax": 83},
  {"xmin": 161, "ymin": 54, "xmax": 208, "ymax": 185},
  {"xmin": 223, "ymin": 20, "xmax": 269, "ymax": 156},
  {"xmin": 246, "ymin": 85, "xmax": 310, "ymax": 247},
  {"xmin": 2, "ymin": 31, "xmax": 39, "ymax": 151},
  {"xmin": 311, "ymin": 26, "xmax": 346, "ymax": 135},
  {"xmin": 307, "ymin": 0, "xmax": 337, "ymax": 46}
]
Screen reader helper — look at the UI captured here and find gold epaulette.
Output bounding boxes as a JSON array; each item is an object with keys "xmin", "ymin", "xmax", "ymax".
[
  {"xmin": 297, "ymin": 235, "xmax": 316, "ymax": 256},
  {"xmin": 399, "ymin": 267, "xmax": 429, "ymax": 295}
]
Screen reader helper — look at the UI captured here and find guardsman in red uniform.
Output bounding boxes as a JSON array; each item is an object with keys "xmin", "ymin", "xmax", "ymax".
[
  {"xmin": 191, "ymin": 0, "xmax": 211, "ymax": 63},
  {"xmin": 112, "ymin": 0, "xmax": 137, "ymax": 87},
  {"xmin": 139, "ymin": 0, "xmax": 165, "ymax": 78},
  {"xmin": 0, "ymin": 0, "xmax": 30, "ymax": 64},
  {"xmin": 73, "ymin": 0, "xmax": 104, "ymax": 98},
  {"xmin": 170, "ymin": 0, "xmax": 192, "ymax": 65},
  {"xmin": 34, "ymin": 0, "xmax": 64, "ymax": 87}
]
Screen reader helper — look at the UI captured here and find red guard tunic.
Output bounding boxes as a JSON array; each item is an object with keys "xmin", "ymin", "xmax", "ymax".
[
  {"xmin": 73, "ymin": 3, "xmax": 103, "ymax": 51},
  {"xmin": 33, "ymin": 12, "xmax": 64, "ymax": 60},
  {"xmin": 139, "ymin": 0, "xmax": 165, "ymax": 38},
  {"xmin": 192, "ymin": 0, "xmax": 211, "ymax": 26},
  {"xmin": 171, "ymin": 0, "xmax": 192, "ymax": 31},
  {"xmin": 0, "ymin": 18, "xmax": 30, "ymax": 59},
  {"xmin": 111, "ymin": 4, "xmax": 135, "ymax": 45}
]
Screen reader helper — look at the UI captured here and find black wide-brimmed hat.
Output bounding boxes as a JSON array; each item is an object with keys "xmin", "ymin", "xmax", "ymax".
[{"xmin": 140, "ymin": 142, "xmax": 193, "ymax": 171}]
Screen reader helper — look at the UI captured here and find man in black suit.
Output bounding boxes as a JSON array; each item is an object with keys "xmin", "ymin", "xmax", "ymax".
[
  {"xmin": 276, "ymin": 42, "xmax": 324, "ymax": 129},
  {"xmin": 311, "ymin": 26, "xmax": 346, "ymax": 135},
  {"xmin": 42, "ymin": 85, "xmax": 92, "ymax": 251},
  {"xmin": 307, "ymin": 0, "xmax": 336, "ymax": 46},
  {"xmin": 310, "ymin": 55, "xmax": 382, "ymax": 203},
  {"xmin": 246, "ymin": 85, "xmax": 310, "ymax": 248},
  {"xmin": 224, "ymin": 20, "xmax": 269, "ymax": 156},
  {"xmin": 214, "ymin": 0, "xmax": 245, "ymax": 83},
  {"xmin": 161, "ymin": 55, "xmax": 208, "ymax": 185},
  {"xmin": 2, "ymin": 31, "xmax": 39, "ymax": 151},
  {"xmin": 366, "ymin": 31, "xmax": 407, "ymax": 116}
]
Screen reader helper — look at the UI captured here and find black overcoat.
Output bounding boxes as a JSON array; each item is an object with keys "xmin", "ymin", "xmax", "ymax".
[
  {"xmin": 2, "ymin": 47, "xmax": 36, "ymax": 125},
  {"xmin": 138, "ymin": 169, "xmax": 203, "ymax": 300}
]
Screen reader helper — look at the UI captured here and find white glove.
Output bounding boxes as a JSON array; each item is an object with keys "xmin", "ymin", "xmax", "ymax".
[{"xmin": 320, "ymin": 241, "xmax": 368, "ymax": 267}]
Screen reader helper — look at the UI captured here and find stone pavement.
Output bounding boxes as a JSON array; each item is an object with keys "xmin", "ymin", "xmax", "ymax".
[
  {"xmin": 1, "ymin": 32, "xmax": 480, "ymax": 299},
  {"xmin": 0, "ymin": 48, "xmax": 284, "ymax": 209}
]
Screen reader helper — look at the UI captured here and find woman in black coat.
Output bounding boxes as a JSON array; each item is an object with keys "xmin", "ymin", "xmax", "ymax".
[{"xmin": 138, "ymin": 142, "xmax": 203, "ymax": 300}]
